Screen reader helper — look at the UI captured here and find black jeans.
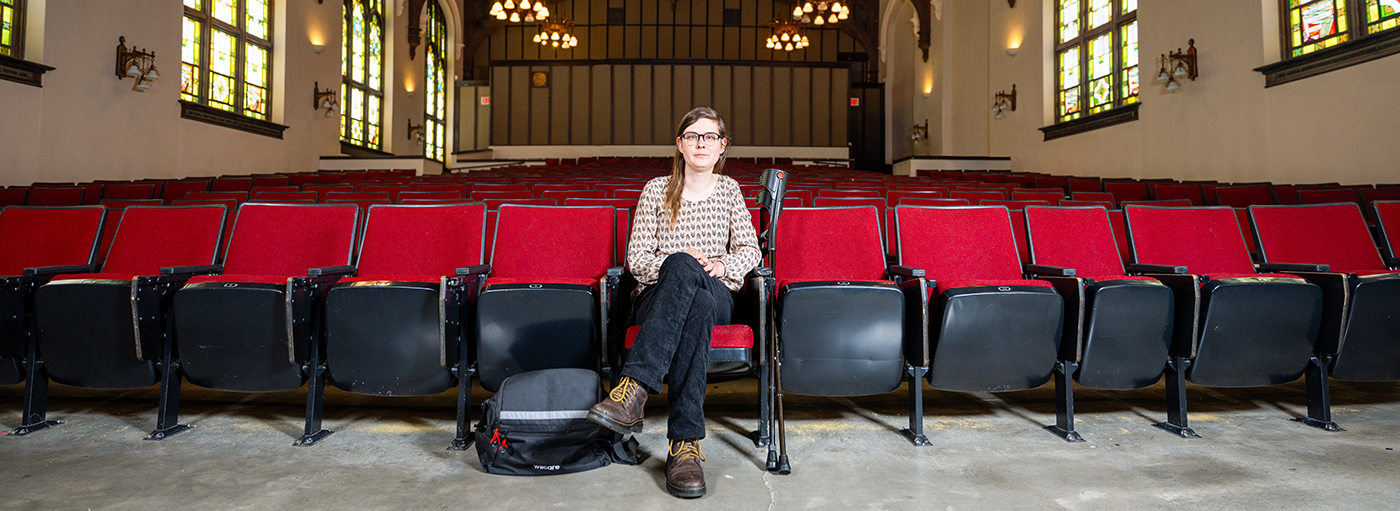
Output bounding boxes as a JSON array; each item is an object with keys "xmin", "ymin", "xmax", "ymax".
[{"xmin": 622, "ymin": 253, "xmax": 734, "ymax": 440}]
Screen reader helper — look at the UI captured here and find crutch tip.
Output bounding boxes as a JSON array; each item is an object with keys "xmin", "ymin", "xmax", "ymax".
[
  {"xmin": 776, "ymin": 455, "xmax": 791, "ymax": 475},
  {"xmin": 765, "ymin": 450, "xmax": 778, "ymax": 472}
]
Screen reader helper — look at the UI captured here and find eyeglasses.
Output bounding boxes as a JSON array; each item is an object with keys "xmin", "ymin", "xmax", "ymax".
[{"xmin": 680, "ymin": 132, "xmax": 722, "ymax": 145}]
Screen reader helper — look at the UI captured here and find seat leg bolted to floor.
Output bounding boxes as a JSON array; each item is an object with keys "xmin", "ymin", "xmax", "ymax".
[
  {"xmin": 295, "ymin": 362, "xmax": 334, "ymax": 446},
  {"xmin": 1045, "ymin": 361, "xmax": 1086, "ymax": 443},
  {"xmin": 145, "ymin": 358, "xmax": 193, "ymax": 440},
  {"xmin": 1293, "ymin": 355, "xmax": 1344, "ymax": 432},
  {"xmin": 901, "ymin": 365, "xmax": 931, "ymax": 446},
  {"xmin": 449, "ymin": 364, "xmax": 475, "ymax": 450},
  {"xmin": 11, "ymin": 352, "xmax": 61, "ymax": 436},
  {"xmin": 1153, "ymin": 357, "xmax": 1200, "ymax": 439}
]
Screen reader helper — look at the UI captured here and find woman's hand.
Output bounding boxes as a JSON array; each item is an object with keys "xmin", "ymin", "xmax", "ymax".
[
  {"xmin": 682, "ymin": 248, "xmax": 725, "ymax": 278},
  {"xmin": 706, "ymin": 260, "xmax": 726, "ymax": 278}
]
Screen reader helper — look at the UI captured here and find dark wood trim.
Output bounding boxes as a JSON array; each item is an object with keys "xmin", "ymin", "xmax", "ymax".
[
  {"xmin": 1256, "ymin": 28, "xmax": 1400, "ymax": 87},
  {"xmin": 0, "ymin": 54, "xmax": 54, "ymax": 87},
  {"xmin": 491, "ymin": 58, "xmax": 854, "ymax": 68},
  {"xmin": 179, "ymin": 100, "xmax": 288, "ymax": 139},
  {"xmin": 339, "ymin": 141, "xmax": 394, "ymax": 157},
  {"xmin": 1039, "ymin": 103, "xmax": 1140, "ymax": 141},
  {"xmin": 320, "ymin": 154, "xmax": 426, "ymax": 160},
  {"xmin": 893, "ymin": 155, "xmax": 1012, "ymax": 164}
]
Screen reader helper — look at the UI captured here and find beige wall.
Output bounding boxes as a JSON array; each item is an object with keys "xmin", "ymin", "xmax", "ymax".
[
  {"xmin": 0, "ymin": 0, "xmax": 454, "ymax": 187},
  {"xmin": 915, "ymin": 0, "xmax": 1400, "ymax": 185}
]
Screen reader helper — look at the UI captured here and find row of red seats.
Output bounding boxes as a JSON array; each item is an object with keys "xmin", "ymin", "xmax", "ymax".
[{"xmin": 4, "ymin": 200, "xmax": 1398, "ymax": 458}]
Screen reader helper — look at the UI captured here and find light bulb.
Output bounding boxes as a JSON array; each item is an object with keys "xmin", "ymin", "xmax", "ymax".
[
  {"xmin": 145, "ymin": 66, "xmax": 159, "ymax": 80},
  {"xmin": 801, "ymin": 15, "xmax": 811, "ymax": 23},
  {"xmin": 832, "ymin": 2, "xmax": 842, "ymax": 11},
  {"xmin": 1166, "ymin": 80, "xmax": 1180, "ymax": 92},
  {"xmin": 509, "ymin": 12, "xmax": 520, "ymax": 22},
  {"xmin": 785, "ymin": 42, "xmax": 794, "ymax": 51},
  {"xmin": 491, "ymin": 2, "xmax": 502, "ymax": 13},
  {"xmin": 814, "ymin": 16, "xmax": 824, "ymax": 25},
  {"xmin": 496, "ymin": 11, "xmax": 507, "ymax": 19},
  {"xmin": 504, "ymin": 0, "xmax": 514, "ymax": 8},
  {"xmin": 552, "ymin": 41, "xmax": 559, "ymax": 47},
  {"xmin": 1173, "ymin": 64, "xmax": 1188, "ymax": 78},
  {"xmin": 828, "ymin": 14, "xmax": 837, "ymax": 23},
  {"xmin": 570, "ymin": 35, "xmax": 578, "ymax": 45},
  {"xmin": 817, "ymin": 1, "xmax": 828, "ymax": 10},
  {"xmin": 838, "ymin": 9, "xmax": 848, "ymax": 19},
  {"xmin": 781, "ymin": 33, "xmax": 790, "ymax": 41},
  {"xmin": 549, "ymin": 32, "xmax": 558, "ymax": 40},
  {"xmin": 793, "ymin": 6, "xmax": 803, "ymax": 17},
  {"xmin": 804, "ymin": 2, "xmax": 813, "ymax": 13},
  {"xmin": 538, "ymin": 7, "xmax": 548, "ymax": 17},
  {"xmin": 802, "ymin": 36, "xmax": 810, "ymax": 44},
  {"xmin": 533, "ymin": 34, "xmax": 542, "ymax": 43},
  {"xmin": 126, "ymin": 63, "xmax": 141, "ymax": 78},
  {"xmin": 524, "ymin": 13, "xmax": 535, "ymax": 22},
  {"xmin": 520, "ymin": 0, "xmax": 530, "ymax": 9},
  {"xmin": 996, "ymin": 110, "xmax": 1005, "ymax": 119},
  {"xmin": 133, "ymin": 79, "xmax": 150, "ymax": 92},
  {"xmin": 1157, "ymin": 69, "xmax": 1170, "ymax": 83},
  {"xmin": 766, "ymin": 40, "xmax": 775, "ymax": 49}
]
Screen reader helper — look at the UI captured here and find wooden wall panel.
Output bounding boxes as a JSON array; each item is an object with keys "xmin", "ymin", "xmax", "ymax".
[
  {"xmin": 811, "ymin": 67, "xmax": 831, "ymax": 147},
  {"xmin": 771, "ymin": 67, "xmax": 791, "ymax": 146},
  {"xmin": 832, "ymin": 68, "xmax": 848, "ymax": 144},
  {"xmin": 731, "ymin": 66, "xmax": 752, "ymax": 146},
  {"xmin": 624, "ymin": 26, "xmax": 642, "ymax": 59},
  {"xmin": 529, "ymin": 67, "xmax": 551, "ymax": 144},
  {"xmin": 571, "ymin": 66, "xmax": 592, "ymax": 144},
  {"xmin": 591, "ymin": 65, "xmax": 612, "ymax": 144},
  {"xmin": 791, "ymin": 67, "xmax": 811, "ymax": 146},
  {"xmin": 692, "ymin": 66, "xmax": 712, "ymax": 111},
  {"xmin": 672, "ymin": 66, "xmax": 692, "ymax": 131},
  {"xmin": 509, "ymin": 67, "xmax": 530, "ymax": 144},
  {"xmin": 653, "ymin": 66, "xmax": 672, "ymax": 143},
  {"xmin": 713, "ymin": 66, "xmax": 733, "ymax": 134},
  {"xmin": 641, "ymin": 26, "xmax": 658, "ymax": 59},
  {"xmin": 550, "ymin": 66, "xmax": 571, "ymax": 144},
  {"xmin": 752, "ymin": 66, "xmax": 772, "ymax": 146},
  {"xmin": 612, "ymin": 65, "xmax": 633, "ymax": 144},
  {"xmin": 492, "ymin": 67, "xmax": 509, "ymax": 145},
  {"xmin": 633, "ymin": 65, "xmax": 654, "ymax": 145}
]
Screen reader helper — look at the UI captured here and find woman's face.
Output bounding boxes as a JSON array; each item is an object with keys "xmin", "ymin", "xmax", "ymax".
[{"xmin": 675, "ymin": 118, "xmax": 727, "ymax": 173}]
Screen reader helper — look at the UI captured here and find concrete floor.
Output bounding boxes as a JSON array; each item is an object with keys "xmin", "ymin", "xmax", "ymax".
[{"xmin": 2, "ymin": 377, "xmax": 1398, "ymax": 510}]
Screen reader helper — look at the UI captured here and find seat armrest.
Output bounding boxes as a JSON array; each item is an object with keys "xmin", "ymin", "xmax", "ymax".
[
  {"xmin": 454, "ymin": 264, "xmax": 492, "ymax": 277},
  {"xmin": 1258, "ymin": 262, "xmax": 1330, "ymax": 273},
  {"xmin": 161, "ymin": 264, "xmax": 223, "ymax": 276},
  {"xmin": 606, "ymin": 266, "xmax": 624, "ymax": 278},
  {"xmin": 887, "ymin": 265, "xmax": 925, "ymax": 282},
  {"xmin": 1146, "ymin": 273, "xmax": 1205, "ymax": 359},
  {"xmin": 897, "ymin": 278, "xmax": 930, "ymax": 368},
  {"xmin": 1024, "ymin": 264, "xmax": 1076, "ymax": 277},
  {"xmin": 1035, "ymin": 276, "xmax": 1086, "ymax": 363},
  {"xmin": 23, "ymin": 264, "xmax": 98, "ymax": 277},
  {"xmin": 307, "ymin": 265, "xmax": 356, "ymax": 277},
  {"xmin": 747, "ymin": 266, "xmax": 773, "ymax": 278},
  {"xmin": 1127, "ymin": 263, "xmax": 1187, "ymax": 274},
  {"xmin": 1286, "ymin": 272, "xmax": 1351, "ymax": 356}
]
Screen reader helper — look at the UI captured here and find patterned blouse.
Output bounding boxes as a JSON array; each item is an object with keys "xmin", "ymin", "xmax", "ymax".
[{"xmin": 627, "ymin": 174, "xmax": 762, "ymax": 293}]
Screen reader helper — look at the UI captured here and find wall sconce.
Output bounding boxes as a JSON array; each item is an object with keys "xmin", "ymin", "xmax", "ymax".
[
  {"xmin": 911, "ymin": 119, "xmax": 929, "ymax": 142},
  {"xmin": 1006, "ymin": 45, "xmax": 1019, "ymax": 57},
  {"xmin": 312, "ymin": 44, "xmax": 325, "ymax": 54},
  {"xmin": 115, "ymin": 37, "xmax": 160, "ymax": 92},
  {"xmin": 1157, "ymin": 39, "xmax": 1198, "ymax": 92},
  {"xmin": 407, "ymin": 119, "xmax": 425, "ymax": 145},
  {"xmin": 1008, "ymin": 0, "xmax": 1016, "ymax": 7},
  {"xmin": 313, "ymin": 81, "xmax": 339, "ymax": 118},
  {"xmin": 993, "ymin": 84, "xmax": 1016, "ymax": 119}
]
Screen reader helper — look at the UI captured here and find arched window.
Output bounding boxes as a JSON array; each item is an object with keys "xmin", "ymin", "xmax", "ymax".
[
  {"xmin": 424, "ymin": 1, "xmax": 448, "ymax": 162},
  {"xmin": 181, "ymin": 0, "xmax": 274, "ymax": 120},
  {"xmin": 343, "ymin": 0, "xmax": 385, "ymax": 150},
  {"xmin": 1054, "ymin": 0, "xmax": 1137, "ymax": 124},
  {"xmin": 1, "ymin": 0, "xmax": 23, "ymax": 58}
]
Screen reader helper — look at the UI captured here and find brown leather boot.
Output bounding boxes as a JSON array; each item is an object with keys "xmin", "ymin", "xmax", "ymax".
[
  {"xmin": 587, "ymin": 376, "xmax": 647, "ymax": 435},
  {"xmin": 666, "ymin": 439, "xmax": 706, "ymax": 498}
]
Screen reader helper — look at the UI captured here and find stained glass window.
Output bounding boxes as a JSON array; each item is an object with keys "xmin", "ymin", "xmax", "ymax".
[
  {"xmin": 344, "ymin": 0, "xmax": 385, "ymax": 150},
  {"xmin": 1, "ymin": 0, "xmax": 23, "ymax": 59},
  {"xmin": 1054, "ymin": 0, "xmax": 1137, "ymax": 123},
  {"xmin": 1365, "ymin": 0, "xmax": 1400, "ymax": 33},
  {"xmin": 183, "ymin": 0, "xmax": 272, "ymax": 120},
  {"xmin": 424, "ymin": 1, "xmax": 449, "ymax": 162},
  {"xmin": 1282, "ymin": 0, "xmax": 1399, "ymax": 57}
]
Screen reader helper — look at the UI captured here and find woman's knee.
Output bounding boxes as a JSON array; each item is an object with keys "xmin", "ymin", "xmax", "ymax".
[{"xmin": 659, "ymin": 252, "xmax": 705, "ymax": 279}]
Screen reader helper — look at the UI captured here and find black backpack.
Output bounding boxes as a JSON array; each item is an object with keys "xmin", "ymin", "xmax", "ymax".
[{"xmin": 474, "ymin": 368, "xmax": 640, "ymax": 476}]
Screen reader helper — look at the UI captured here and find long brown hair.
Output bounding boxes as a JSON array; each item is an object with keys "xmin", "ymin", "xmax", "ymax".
[{"xmin": 664, "ymin": 107, "xmax": 731, "ymax": 227}]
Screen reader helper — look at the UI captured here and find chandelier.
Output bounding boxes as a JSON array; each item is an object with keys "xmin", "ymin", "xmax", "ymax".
[
  {"xmin": 791, "ymin": 1, "xmax": 848, "ymax": 25},
  {"xmin": 490, "ymin": 0, "xmax": 549, "ymax": 22},
  {"xmin": 533, "ymin": 19, "xmax": 578, "ymax": 49},
  {"xmin": 765, "ymin": 19, "xmax": 809, "ymax": 51}
]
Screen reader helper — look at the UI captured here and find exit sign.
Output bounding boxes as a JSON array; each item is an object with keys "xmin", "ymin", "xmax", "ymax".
[
  {"xmin": 849, "ymin": 98, "xmax": 860, "ymax": 106},
  {"xmin": 480, "ymin": 97, "xmax": 491, "ymax": 105}
]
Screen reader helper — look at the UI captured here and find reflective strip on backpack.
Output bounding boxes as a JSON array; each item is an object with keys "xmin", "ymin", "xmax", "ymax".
[{"xmin": 499, "ymin": 410, "xmax": 590, "ymax": 420}]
